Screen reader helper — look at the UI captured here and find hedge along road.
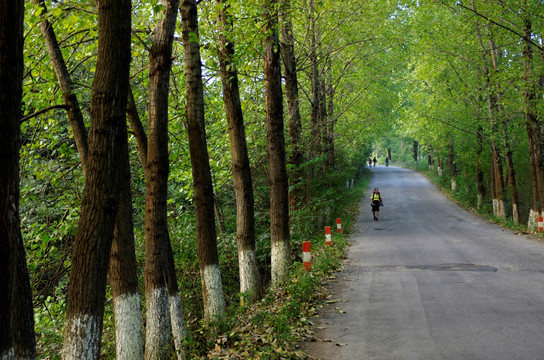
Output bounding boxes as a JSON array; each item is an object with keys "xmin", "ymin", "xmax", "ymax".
[{"xmin": 301, "ymin": 165, "xmax": 544, "ymax": 360}]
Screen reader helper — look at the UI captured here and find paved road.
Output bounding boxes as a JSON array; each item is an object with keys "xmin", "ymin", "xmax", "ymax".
[{"xmin": 301, "ymin": 166, "xmax": 544, "ymax": 360}]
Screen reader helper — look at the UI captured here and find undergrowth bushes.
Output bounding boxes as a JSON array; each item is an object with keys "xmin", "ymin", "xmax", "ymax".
[{"xmin": 28, "ymin": 147, "xmax": 369, "ymax": 358}]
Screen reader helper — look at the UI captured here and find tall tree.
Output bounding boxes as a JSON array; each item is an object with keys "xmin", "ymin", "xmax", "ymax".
[
  {"xmin": 280, "ymin": 0, "xmax": 304, "ymax": 210},
  {"xmin": 33, "ymin": 0, "xmax": 89, "ymax": 168},
  {"xmin": 263, "ymin": 0, "xmax": 291, "ymax": 286},
  {"xmin": 473, "ymin": 4, "xmax": 505, "ymax": 218},
  {"xmin": 307, "ymin": 0, "xmax": 321, "ymax": 191},
  {"xmin": 33, "ymin": 2, "xmax": 144, "ymax": 357},
  {"xmin": 0, "ymin": 0, "xmax": 37, "ymax": 358},
  {"xmin": 144, "ymin": 0, "xmax": 187, "ymax": 357},
  {"xmin": 216, "ymin": 0, "xmax": 263, "ymax": 304},
  {"xmin": 521, "ymin": 2, "xmax": 544, "ymax": 230},
  {"xmin": 488, "ymin": 36, "xmax": 519, "ymax": 223},
  {"xmin": 181, "ymin": 0, "xmax": 226, "ymax": 320},
  {"xmin": 62, "ymin": 0, "xmax": 132, "ymax": 357}
]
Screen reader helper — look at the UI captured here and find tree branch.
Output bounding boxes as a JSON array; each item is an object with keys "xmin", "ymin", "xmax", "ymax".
[
  {"xmin": 456, "ymin": 1, "xmax": 543, "ymax": 51},
  {"xmin": 20, "ymin": 104, "xmax": 71, "ymax": 123}
]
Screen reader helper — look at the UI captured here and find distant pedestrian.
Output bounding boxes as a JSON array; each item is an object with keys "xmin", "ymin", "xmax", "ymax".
[
  {"xmin": 368, "ymin": 158, "xmax": 372, "ymax": 167},
  {"xmin": 372, "ymin": 157, "xmax": 377, "ymax": 167},
  {"xmin": 385, "ymin": 157, "xmax": 390, "ymax": 167}
]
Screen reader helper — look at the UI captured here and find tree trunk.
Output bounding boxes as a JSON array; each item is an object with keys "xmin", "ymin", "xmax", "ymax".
[
  {"xmin": 127, "ymin": 86, "xmax": 148, "ymax": 167},
  {"xmin": 35, "ymin": 1, "xmax": 145, "ymax": 357},
  {"xmin": 110, "ymin": 141, "xmax": 144, "ymax": 360},
  {"xmin": 319, "ymin": 76, "xmax": 328, "ymax": 171},
  {"xmin": 263, "ymin": 0, "xmax": 291, "ymax": 286},
  {"xmin": 181, "ymin": 0, "xmax": 226, "ymax": 321},
  {"xmin": 475, "ymin": 11, "xmax": 505, "ymax": 219},
  {"xmin": 0, "ymin": 1, "xmax": 37, "ymax": 358},
  {"xmin": 217, "ymin": 0, "xmax": 263, "ymax": 304},
  {"xmin": 489, "ymin": 36, "xmax": 519, "ymax": 222},
  {"xmin": 325, "ymin": 62, "xmax": 335, "ymax": 169},
  {"xmin": 475, "ymin": 125, "xmax": 486, "ymax": 209},
  {"xmin": 427, "ymin": 145, "xmax": 434, "ymax": 170},
  {"xmin": 447, "ymin": 140, "xmax": 457, "ymax": 192},
  {"xmin": 280, "ymin": 0, "xmax": 304, "ymax": 210},
  {"xmin": 144, "ymin": 0, "xmax": 185, "ymax": 358},
  {"xmin": 62, "ymin": 0, "xmax": 132, "ymax": 358},
  {"xmin": 307, "ymin": 0, "xmax": 319, "ymax": 193},
  {"xmin": 34, "ymin": 0, "xmax": 89, "ymax": 168},
  {"xmin": 521, "ymin": 7, "xmax": 544, "ymax": 229},
  {"xmin": 413, "ymin": 140, "xmax": 418, "ymax": 162}
]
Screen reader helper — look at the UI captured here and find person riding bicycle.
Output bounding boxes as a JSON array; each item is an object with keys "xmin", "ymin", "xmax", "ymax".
[{"xmin": 370, "ymin": 188, "xmax": 383, "ymax": 221}]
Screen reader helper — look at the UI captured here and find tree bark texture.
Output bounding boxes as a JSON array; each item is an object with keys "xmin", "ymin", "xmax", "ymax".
[
  {"xmin": 488, "ymin": 36, "xmax": 518, "ymax": 222},
  {"xmin": 475, "ymin": 13, "xmax": 505, "ymax": 218},
  {"xmin": 475, "ymin": 125, "xmax": 486, "ymax": 209},
  {"xmin": 325, "ymin": 65, "xmax": 335, "ymax": 169},
  {"xmin": 166, "ymin": 235, "xmax": 187, "ymax": 360},
  {"xmin": 217, "ymin": 0, "xmax": 263, "ymax": 304},
  {"xmin": 447, "ymin": 140, "xmax": 457, "ymax": 192},
  {"xmin": 110, "ymin": 145, "xmax": 144, "ymax": 360},
  {"xmin": 34, "ymin": 0, "xmax": 89, "ymax": 168},
  {"xmin": 62, "ymin": 0, "xmax": 132, "ymax": 358},
  {"xmin": 35, "ymin": 1, "xmax": 144, "ymax": 356},
  {"xmin": 127, "ymin": 86, "xmax": 148, "ymax": 167},
  {"xmin": 522, "ymin": 8, "xmax": 544, "ymax": 228},
  {"xmin": 263, "ymin": 0, "xmax": 291, "ymax": 286},
  {"xmin": 144, "ymin": 0, "xmax": 184, "ymax": 358},
  {"xmin": 0, "ymin": 0, "xmax": 37, "ymax": 358},
  {"xmin": 280, "ymin": 0, "xmax": 304, "ymax": 210},
  {"xmin": 427, "ymin": 145, "xmax": 434, "ymax": 169},
  {"xmin": 307, "ymin": 0, "xmax": 319, "ymax": 192},
  {"xmin": 181, "ymin": 0, "xmax": 226, "ymax": 321}
]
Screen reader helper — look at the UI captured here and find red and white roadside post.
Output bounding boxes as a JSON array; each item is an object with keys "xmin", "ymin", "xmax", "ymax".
[
  {"xmin": 303, "ymin": 241, "xmax": 311, "ymax": 271},
  {"xmin": 538, "ymin": 215, "xmax": 543, "ymax": 232},
  {"xmin": 325, "ymin": 226, "xmax": 332, "ymax": 246},
  {"xmin": 336, "ymin": 218, "xmax": 342, "ymax": 234}
]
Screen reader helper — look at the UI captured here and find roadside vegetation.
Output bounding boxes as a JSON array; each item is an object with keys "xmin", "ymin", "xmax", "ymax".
[{"xmin": 5, "ymin": 1, "xmax": 544, "ymax": 358}]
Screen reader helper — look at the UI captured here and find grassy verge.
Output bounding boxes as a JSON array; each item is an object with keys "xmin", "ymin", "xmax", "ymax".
[{"xmin": 200, "ymin": 176, "xmax": 370, "ymax": 359}]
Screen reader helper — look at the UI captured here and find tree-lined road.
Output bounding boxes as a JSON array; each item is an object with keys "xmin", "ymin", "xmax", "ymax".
[{"xmin": 303, "ymin": 166, "xmax": 544, "ymax": 360}]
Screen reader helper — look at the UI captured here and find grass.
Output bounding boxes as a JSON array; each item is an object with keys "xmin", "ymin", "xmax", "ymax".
[{"xmin": 200, "ymin": 177, "xmax": 369, "ymax": 359}]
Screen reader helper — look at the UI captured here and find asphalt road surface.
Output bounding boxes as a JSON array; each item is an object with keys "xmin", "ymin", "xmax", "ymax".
[{"xmin": 301, "ymin": 165, "xmax": 544, "ymax": 360}]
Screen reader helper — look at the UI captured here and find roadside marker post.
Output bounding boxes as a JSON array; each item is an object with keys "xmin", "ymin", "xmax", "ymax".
[
  {"xmin": 303, "ymin": 241, "xmax": 311, "ymax": 271},
  {"xmin": 336, "ymin": 218, "xmax": 342, "ymax": 234},
  {"xmin": 325, "ymin": 226, "xmax": 332, "ymax": 246},
  {"xmin": 538, "ymin": 216, "xmax": 543, "ymax": 232}
]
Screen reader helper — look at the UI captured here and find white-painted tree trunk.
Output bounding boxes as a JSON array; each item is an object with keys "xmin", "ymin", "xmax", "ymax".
[
  {"xmin": 497, "ymin": 199, "xmax": 506, "ymax": 219},
  {"xmin": 492, "ymin": 198, "xmax": 498, "ymax": 216},
  {"xmin": 113, "ymin": 293, "xmax": 144, "ymax": 360},
  {"xmin": 1, "ymin": 348, "xmax": 15, "ymax": 359},
  {"xmin": 528, "ymin": 209, "xmax": 538, "ymax": 231},
  {"xmin": 169, "ymin": 292, "xmax": 187, "ymax": 360},
  {"xmin": 202, "ymin": 264, "xmax": 226, "ymax": 321},
  {"xmin": 271, "ymin": 240, "xmax": 290, "ymax": 286},
  {"xmin": 512, "ymin": 203, "xmax": 519, "ymax": 224},
  {"xmin": 451, "ymin": 179, "xmax": 457, "ymax": 192},
  {"xmin": 437, "ymin": 166, "xmax": 443, "ymax": 176},
  {"xmin": 145, "ymin": 287, "xmax": 171, "ymax": 360},
  {"xmin": 63, "ymin": 314, "xmax": 101, "ymax": 360},
  {"xmin": 238, "ymin": 249, "xmax": 260, "ymax": 303},
  {"xmin": 477, "ymin": 194, "xmax": 483, "ymax": 209}
]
